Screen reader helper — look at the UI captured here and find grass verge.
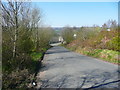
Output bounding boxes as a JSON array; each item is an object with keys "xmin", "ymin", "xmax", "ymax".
[{"xmin": 66, "ymin": 46, "xmax": 120, "ymax": 65}]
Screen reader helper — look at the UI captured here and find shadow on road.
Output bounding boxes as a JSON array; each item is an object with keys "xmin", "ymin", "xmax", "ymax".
[
  {"xmin": 45, "ymin": 50, "xmax": 70, "ymax": 54},
  {"xmin": 36, "ymin": 46, "xmax": 119, "ymax": 89},
  {"xmin": 76, "ymin": 69, "xmax": 120, "ymax": 89},
  {"xmin": 39, "ymin": 69, "xmax": 120, "ymax": 89}
]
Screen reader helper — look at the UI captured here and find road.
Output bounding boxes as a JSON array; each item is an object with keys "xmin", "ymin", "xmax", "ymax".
[{"xmin": 36, "ymin": 46, "xmax": 120, "ymax": 89}]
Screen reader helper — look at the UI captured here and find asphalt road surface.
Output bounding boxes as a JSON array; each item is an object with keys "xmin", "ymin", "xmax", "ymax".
[{"xmin": 36, "ymin": 46, "xmax": 120, "ymax": 89}]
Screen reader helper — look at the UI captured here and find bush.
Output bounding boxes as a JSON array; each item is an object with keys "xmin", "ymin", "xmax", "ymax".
[
  {"xmin": 3, "ymin": 69, "xmax": 32, "ymax": 89},
  {"xmin": 106, "ymin": 36, "xmax": 120, "ymax": 51},
  {"xmin": 65, "ymin": 21, "xmax": 120, "ymax": 64},
  {"xmin": 61, "ymin": 27, "xmax": 74, "ymax": 44},
  {"xmin": 18, "ymin": 31, "xmax": 34, "ymax": 54}
]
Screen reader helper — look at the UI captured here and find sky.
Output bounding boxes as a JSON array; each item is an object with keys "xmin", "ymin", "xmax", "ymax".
[{"xmin": 32, "ymin": 2, "xmax": 118, "ymax": 27}]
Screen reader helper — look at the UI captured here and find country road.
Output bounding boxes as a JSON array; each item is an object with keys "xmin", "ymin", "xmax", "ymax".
[{"xmin": 36, "ymin": 46, "xmax": 120, "ymax": 89}]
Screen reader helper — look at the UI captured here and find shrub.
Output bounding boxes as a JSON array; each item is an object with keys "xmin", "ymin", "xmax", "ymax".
[
  {"xmin": 106, "ymin": 36, "xmax": 120, "ymax": 51},
  {"xmin": 3, "ymin": 69, "xmax": 32, "ymax": 89},
  {"xmin": 17, "ymin": 31, "xmax": 34, "ymax": 54},
  {"xmin": 61, "ymin": 27, "xmax": 74, "ymax": 44}
]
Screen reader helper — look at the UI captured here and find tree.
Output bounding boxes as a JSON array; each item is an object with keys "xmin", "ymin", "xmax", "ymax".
[
  {"xmin": 1, "ymin": 0, "xmax": 23, "ymax": 58},
  {"xmin": 102, "ymin": 23, "xmax": 107, "ymax": 31},
  {"xmin": 38, "ymin": 27, "xmax": 54, "ymax": 49},
  {"xmin": 77, "ymin": 27, "xmax": 98, "ymax": 41},
  {"xmin": 62, "ymin": 27, "xmax": 74, "ymax": 44},
  {"xmin": 1, "ymin": 1, "xmax": 54, "ymax": 89},
  {"xmin": 30, "ymin": 8, "xmax": 42, "ymax": 51},
  {"xmin": 102, "ymin": 19, "xmax": 118, "ymax": 31}
]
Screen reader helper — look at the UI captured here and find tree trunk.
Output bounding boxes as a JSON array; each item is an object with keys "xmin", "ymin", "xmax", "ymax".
[{"xmin": 13, "ymin": 2, "xmax": 18, "ymax": 58}]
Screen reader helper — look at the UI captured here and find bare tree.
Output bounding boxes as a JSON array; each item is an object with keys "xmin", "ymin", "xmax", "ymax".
[
  {"xmin": 31, "ymin": 8, "xmax": 42, "ymax": 50},
  {"xmin": 1, "ymin": 0, "xmax": 23, "ymax": 58},
  {"xmin": 102, "ymin": 19, "xmax": 118, "ymax": 31}
]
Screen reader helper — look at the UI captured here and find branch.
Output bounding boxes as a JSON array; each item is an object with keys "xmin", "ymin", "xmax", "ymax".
[{"xmin": 1, "ymin": 2, "xmax": 15, "ymax": 25}]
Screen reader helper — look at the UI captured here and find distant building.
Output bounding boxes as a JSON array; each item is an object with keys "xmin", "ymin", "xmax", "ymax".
[
  {"xmin": 59, "ymin": 36, "xmax": 64, "ymax": 42},
  {"xmin": 107, "ymin": 29, "xmax": 110, "ymax": 31}
]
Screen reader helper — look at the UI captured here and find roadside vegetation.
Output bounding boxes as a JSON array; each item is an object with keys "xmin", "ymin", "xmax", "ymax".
[
  {"xmin": 1, "ymin": 1, "xmax": 54, "ymax": 89},
  {"xmin": 1, "ymin": 1, "xmax": 119, "ymax": 89},
  {"xmin": 62, "ymin": 20, "xmax": 120, "ymax": 65}
]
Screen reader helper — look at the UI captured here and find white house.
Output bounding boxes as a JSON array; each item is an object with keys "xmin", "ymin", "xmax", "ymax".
[
  {"xmin": 107, "ymin": 29, "xmax": 110, "ymax": 31},
  {"xmin": 59, "ymin": 36, "xmax": 64, "ymax": 42}
]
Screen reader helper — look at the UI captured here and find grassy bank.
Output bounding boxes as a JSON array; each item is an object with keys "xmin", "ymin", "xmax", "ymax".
[
  {"xmin": 66, "ymin": 46, "xmax": 120, "ymax": 65},
  {"xmin": 3, "ymin": 47, "xmax": 50, "ymax": 89}
]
